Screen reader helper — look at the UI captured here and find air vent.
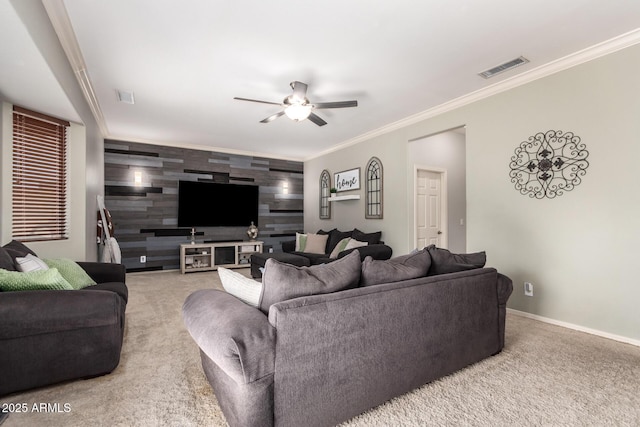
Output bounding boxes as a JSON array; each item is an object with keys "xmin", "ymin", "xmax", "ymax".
[
  {"xmin": 116, "ymin": 89, "xmax": 135, "ymax": 104},
  {"xmin": 479, "ymin": 56, "xmax": 529, "ymax": 79}
]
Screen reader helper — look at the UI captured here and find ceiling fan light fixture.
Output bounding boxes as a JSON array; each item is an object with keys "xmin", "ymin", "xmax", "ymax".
[{"xmin": 284, "ymin": 103, "xmax": 312, "ymax": 121}]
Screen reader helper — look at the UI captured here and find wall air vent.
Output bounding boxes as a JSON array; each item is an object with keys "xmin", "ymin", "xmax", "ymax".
[{"xmin": 479, "ymin": 56, "xmax": 529, "ymax": 79}]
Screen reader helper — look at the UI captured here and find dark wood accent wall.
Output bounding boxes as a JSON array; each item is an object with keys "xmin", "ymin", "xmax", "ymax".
[{"xmin": 104, "ymin": 140, "xmax": 303, "ymax": 272}]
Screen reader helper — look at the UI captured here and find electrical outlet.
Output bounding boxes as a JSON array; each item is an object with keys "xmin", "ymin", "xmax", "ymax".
[
  {"xmin": 140, "ymin": 255, "xmax": 146, "ymax": 263},
  {"xmin": 524, "ymin": 282, "xmax": 533, "ymax": 296}
]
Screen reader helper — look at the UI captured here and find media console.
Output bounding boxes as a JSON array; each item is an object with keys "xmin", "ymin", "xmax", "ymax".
[{"xmin": 179, "ymin": 241, "xmax": 263, "ymax": 274}]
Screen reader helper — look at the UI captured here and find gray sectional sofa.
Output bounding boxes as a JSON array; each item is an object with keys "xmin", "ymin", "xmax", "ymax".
[
  {"xmin": 184, "ymin": 246, "xmax": 513, "ymax": 427},
  {"xmin": 0, "ymin": 241, "xmax": 128, "ymax": 396}
]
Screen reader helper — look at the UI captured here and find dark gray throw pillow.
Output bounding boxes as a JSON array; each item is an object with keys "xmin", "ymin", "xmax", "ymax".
[
  {"xmin": 2, "ymin": 240, "xmax": 38, "ymax": 264},
  {"xmin": 352, "ymin": 229, "xmax": 382, "ymax": 245},
  {"xmin": 259, "ymin": 250, "xmax": 362, "ymax": 314},
  {"xmin": 360, "ymin": 248, "xmax": 431, "ymax": 287},
  {"xmin": 0, "ymin": 247, "xmax": 16, "ymax": 271},
  {"xmin": 426, "ymin": 245, "xmax": 486, "ymax": 276}
]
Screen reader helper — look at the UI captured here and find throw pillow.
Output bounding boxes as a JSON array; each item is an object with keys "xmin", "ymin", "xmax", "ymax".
[
  {"xmin": 0, "ymin": 247, "xmax": 17, "ymax": 271},
  {"xmin": 343, "ymin": 238, "xmax": 368, "ymax": 251},
  {"xmin": 361, "ymin": 248, "xmax": 431, "ymax": 287},
  {"xmin": 352, "ymin": 229, "xmax": 382, "ymax": 245},
  {"xmin": 326, "ymin": 229, "xmax": 353, "ymax": 254},
  {"xmin": 259, "ymin": 250, "xmax": 362, "ymax": 314},
  {"xmin": 0, "ymin": 268, "xmax": 74, "ymax": 292},
  {"xmin": 426, "ymin": 245, "xmax": 486, "ymax": 275},
  {"xmin": 329, "ymin": 237, "xmax": 351, "ymax": 259},
  {"xmin": 2, "ymin": 240, "xmax": 37, "ymax": 263},
  {"xmin": 44, "ymin": 258, "xmax": 97, "ymax": 290},
  {"xmin": 218, "ymin": 266, "xmax": 262, "ymax": 308},
  {"xmin": 295, "ymin": 232, "xmax": 308, "ymax": 251},
  {"xmin": 303, "ymin": 233, "xmax": 329, "ymax": 254},
  {"xmin": 16, "ymin": 254, "xmax": 49, "ymax": 273}
]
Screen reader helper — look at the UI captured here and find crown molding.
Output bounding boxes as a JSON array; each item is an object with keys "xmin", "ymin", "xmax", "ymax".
[
  {"xmin": 43, "ymin": 0, "xmax": 109, "ymax": 136},
  {"xmin": 105, "ymin": 136, "xmax": 303, "ymax": 162},
  {"xmin": 306, "ymin": 28, "xmax": 640, "ymax": 161}
]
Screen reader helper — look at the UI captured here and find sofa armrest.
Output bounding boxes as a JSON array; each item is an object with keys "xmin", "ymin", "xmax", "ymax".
[
  {"xmin": 281, "ymin": 239, "xmax": 295, "ymax": 253},
  {"xmin": 77, "ymin": 261, "xmax": 126, "ymax": 284},
  {"xmin": 0, "ymin": 289, "xmax": 124, "ymax": 341},
  {"xmin": 182, "ymin": 289, "xmax": 275, "ymax": 385},
  {"xmin": 338, "ymin": 244, "xmax": 392, "ymax": 261},
  {"xmin": 497, "ymin": 273, "xmax": 513, "ymax": 305}
]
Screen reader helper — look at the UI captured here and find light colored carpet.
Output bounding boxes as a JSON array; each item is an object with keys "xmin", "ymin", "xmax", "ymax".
[{"xmin": 1, "ymin": 270, "xmax": 639, "ymax": 426}]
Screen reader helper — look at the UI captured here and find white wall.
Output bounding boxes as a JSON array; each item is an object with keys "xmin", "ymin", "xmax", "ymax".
[{"xmin": 305, "ymin": 43, "xmax": 640, "ymax": 342}]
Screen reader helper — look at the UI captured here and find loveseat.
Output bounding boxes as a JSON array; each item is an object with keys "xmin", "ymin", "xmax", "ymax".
[
  {"xmin": 250, "ymin": 228, "xmax": 392, "ymax": 278},
  {"xmin": 0, "ymin": 241, "xmax": 128, "ymax": 396},
  {"xmin": 184, "ymin": 246, "xmax": 513, "ymax": 426}
]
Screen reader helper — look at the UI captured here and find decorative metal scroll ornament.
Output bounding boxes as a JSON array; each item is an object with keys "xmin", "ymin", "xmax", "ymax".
[{"xmin": 509, "ymin": 130, "xmax": 589, "ymax": 199}]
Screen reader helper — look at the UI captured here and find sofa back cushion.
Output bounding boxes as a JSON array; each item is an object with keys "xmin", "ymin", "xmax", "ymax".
[
  {"xmin": 426, "ymin": 245, "xmax": 486, "ymax": 275},
  {"xmin": 259, "ymin": 250, "xmax": 361, "ymax": 314},
  {"xmin": 360, "ymin": 249, "xmax": 431, "ymax": 287}
]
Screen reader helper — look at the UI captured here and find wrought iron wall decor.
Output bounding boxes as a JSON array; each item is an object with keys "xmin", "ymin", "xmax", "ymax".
[
  {"xmin": 365, "ymin": 157, "xmax": 383, "ymax": 219},
  {"xmin": 509, "ymin": 130, "xmax": 589, "ymax": 199},
  {"xmin": 319, "ymin": 170, "xmax": 331, "ymax": 219}
]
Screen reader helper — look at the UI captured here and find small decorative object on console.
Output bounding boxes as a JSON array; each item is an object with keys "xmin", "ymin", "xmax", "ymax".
[{"xmin": 246, "ymin": 221, "xmax": 259, "ymax": 240}]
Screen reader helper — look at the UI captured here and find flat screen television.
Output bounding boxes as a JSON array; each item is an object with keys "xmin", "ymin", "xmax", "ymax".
[{"xmin": 178, "ymin": 181, "xmax": 259, "ymax": 227}]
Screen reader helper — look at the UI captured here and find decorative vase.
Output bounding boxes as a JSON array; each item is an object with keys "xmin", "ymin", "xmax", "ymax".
[{"xmin": 246, "ymin": 222, "xmax": 258, "ymax": 240}]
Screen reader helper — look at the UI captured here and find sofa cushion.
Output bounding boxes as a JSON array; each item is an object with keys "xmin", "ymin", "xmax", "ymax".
[
  {"xmin": 15, "ymin": 254, "xmax": 49, "ymax": 273},
  {"xmin": 360, "ymin": 249, "xmax": 431, "ymax": 286},
  {"xmin": 218, "ymin": 266, "xmax": 262, "ymax": 307},
  {"xmin": 0, "ymin": 268, "xmax": 74, "ymax": 291},
  {"xmin": 44, "ymin": 258, "xmax": 97, "ymax": 290},
  {"xmin": 0, "ymin": 247, "xmax": 17, "ymax": 271},
  {"xmin": 352, "ymin": 229, "xmax": 382, "ymax": 245},
  {"xmin": 426, "ymin": 245, "xmax": 486, "ymax": 275},
  {"xmin": 259, "ymin": 250, "xmax": 361, "ymax": 314}
]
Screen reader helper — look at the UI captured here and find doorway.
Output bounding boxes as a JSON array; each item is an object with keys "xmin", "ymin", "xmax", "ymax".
[{"xmin": 409, "ymin": 127, "xmax": 466, "ymax": 252}]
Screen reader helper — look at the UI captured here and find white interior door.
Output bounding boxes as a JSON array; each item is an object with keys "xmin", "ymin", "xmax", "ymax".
[{"xmin": 415, "ymin": 169, "xmax": 446, "ymax": 249}]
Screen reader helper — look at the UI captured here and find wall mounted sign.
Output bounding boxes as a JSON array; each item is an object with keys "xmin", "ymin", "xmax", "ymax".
[
  {"xmin": 334, "ymin": 168, "xmax": 360, "ymax": 192},
  {"xmin": 509, "ymin": 130, "xmax": 589, "ymax": 199}
]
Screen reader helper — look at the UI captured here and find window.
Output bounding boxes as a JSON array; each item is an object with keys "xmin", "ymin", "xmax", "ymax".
[
  {"xmin": 365, "ymin": 157, "xmax": 383, "ymax": 219},
  {"xmin": 319, "ymin": 170, "xmax": 331, "ymax": 219},
  {"xmin": 12, "ymin": 106, "xmax": 70, "ymax": 242}
]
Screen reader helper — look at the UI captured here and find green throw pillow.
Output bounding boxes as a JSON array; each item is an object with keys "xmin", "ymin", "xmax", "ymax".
[
  {"xmin": 0, "ymin": 268, "xmax": 73, "ymax": 291},
  {"xmin": 44, "ymin": 258, "xmax": 96, "ymax": 290}
]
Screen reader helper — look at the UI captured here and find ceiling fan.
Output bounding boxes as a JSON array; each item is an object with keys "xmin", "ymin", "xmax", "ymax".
[{"xmin": 234, "ymin": 81, "xmax": 358, "ymax": 126}]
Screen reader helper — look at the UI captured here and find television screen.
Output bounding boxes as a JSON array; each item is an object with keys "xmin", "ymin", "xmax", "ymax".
[{"xmin": 178, "ymin": 181, "xmax": 259, "ymax": 227}]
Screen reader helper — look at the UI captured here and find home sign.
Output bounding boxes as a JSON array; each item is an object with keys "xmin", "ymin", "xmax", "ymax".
[{"xmin": 334, "ymin": 168, "xmax": 360, "ymax": 192}]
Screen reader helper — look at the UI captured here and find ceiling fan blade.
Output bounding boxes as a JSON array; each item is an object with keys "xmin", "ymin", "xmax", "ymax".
[
  {"xmin": 307, "ymin": 112, "xmax": 327, "ymax": 127},
  {"xmin": 234, "ymin": 97, "xmax": 282, "ymax": 106},
  {"xmin": 260, "ymin": 111, "xmax": 285, "ymax": 123},
  {"xmin": 314, "ymin": 100, "xmax": 358, "ymax": 109},
  {"xmin": 290, "ymin": 81, "xmax": 308, "ymax": 102}
]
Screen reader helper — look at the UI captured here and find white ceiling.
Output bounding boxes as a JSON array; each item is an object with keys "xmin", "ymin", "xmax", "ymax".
[{"xmin": 2, "ymin": 1, "xmax": 640, "ymax": 160}]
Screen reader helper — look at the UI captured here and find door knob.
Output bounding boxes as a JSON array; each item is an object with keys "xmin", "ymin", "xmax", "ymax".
[{"xmin": 437, "ymin": 231, "xmax": 442, "ymax": 235}]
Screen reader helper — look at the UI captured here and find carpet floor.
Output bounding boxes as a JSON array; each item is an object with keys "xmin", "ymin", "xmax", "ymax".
[{"xmin": 1, "ymin": 269, "xmax": 639, "ymax": 426}]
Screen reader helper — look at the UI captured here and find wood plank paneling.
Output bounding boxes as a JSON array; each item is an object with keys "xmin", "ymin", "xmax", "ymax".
[{"xmin": 104, "ymin": 140, "xmax": 303, "ymax": 271}]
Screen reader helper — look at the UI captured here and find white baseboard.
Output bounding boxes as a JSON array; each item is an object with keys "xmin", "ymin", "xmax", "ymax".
[{"xmin": 507, "ymin": 308, "xmax": 640, "ymax": 348}]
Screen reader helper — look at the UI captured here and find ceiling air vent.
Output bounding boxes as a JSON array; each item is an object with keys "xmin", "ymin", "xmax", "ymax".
[
  {"xmin": 479, "ymin": 56, "xmax": 529, "ymax": 79},
  {"xmin": 116, "ymin": 89, "xmax": 135, "ymax": 104}
]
